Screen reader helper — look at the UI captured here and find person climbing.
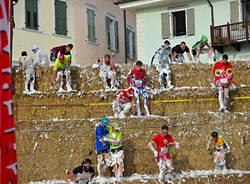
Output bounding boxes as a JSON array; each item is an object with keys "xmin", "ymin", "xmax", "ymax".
[
  {"xmin": 103, "ymin": 122, "xmax": 124, "ymax": 179},
  {"xmin": 31, "ymin": 45, "xmax": 49, "ymax": 67},
  {"xmin": 192, "ymin": 35, "xmax": 215, "ymax": 63},
  {"xmin": 112, "ymin": 88, "xmax": 134, "ymax": 118},
  {"xmin": 69, "ymin": 158, "xmax": 95, "ymax": 184},
  {"xmin": 148, "ymin": 125, "xmax": 179, "ymax": 184},
  {"xmin": 128, "ymin": 60, "xmax": 150, "ymax": 116},
  {"xmin": 172, "ymin": 41, "xmax": 193, "ymax": 63},
  {"xmin": 18, "ymin": 51, "xmax": 36, "ymax": 93},
  {"xmin": 50, "ymin": 54, "xmax": 73, "ymax": 92},
  {"xmin": 213, "ymin": 54, "xmax": 236, "ymax": 112},
  {"xmin": 151, "ymin": 40, "xmax": 174, "ymax": 89},
  {"xmin": 99, "ymin": 54, "xmax": 118, "ymax": 91},
  {"xmin": 95, "ymin": 117, "xmax": 112, "ymax": 177},
  {"xmin": 207, "ymin": 131, "xmax": 230, "ymax": 170}
]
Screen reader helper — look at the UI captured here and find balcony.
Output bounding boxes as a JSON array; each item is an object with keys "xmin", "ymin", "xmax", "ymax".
[{"xmin": 210, "ymin": 21, "xmax": 250, "ymax": 53}]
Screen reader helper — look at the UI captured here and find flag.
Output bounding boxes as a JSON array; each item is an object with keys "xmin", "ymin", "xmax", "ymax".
[{"xmin": 0, "ymin": 0, "xmax": 18, "ymax": 183}]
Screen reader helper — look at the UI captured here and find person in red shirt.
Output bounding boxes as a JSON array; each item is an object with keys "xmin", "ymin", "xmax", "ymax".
[
  {"xmin": 112, "ymin": 88, "xmax": 134, "ymax": 118},
  {"xmin": 148, "ymin": 125, "xmax": 179, "ymax": 183},
  {"xmin": 127, "ymin": 60, "xmax": 149, "ymax": 116},
  {"xmin": 213, "ymin": 54, "xmax": 236, "ymax": 112}
]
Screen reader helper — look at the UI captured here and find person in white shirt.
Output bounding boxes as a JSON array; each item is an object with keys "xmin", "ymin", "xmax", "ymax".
[{"xmin": 31, "ymin": 45, "xmax": 49, "ymax": 67}]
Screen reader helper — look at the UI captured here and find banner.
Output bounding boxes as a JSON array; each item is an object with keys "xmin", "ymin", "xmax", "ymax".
[{"xmin": 0, "ymin": 0, "xmax": 18, "ymax": 183}]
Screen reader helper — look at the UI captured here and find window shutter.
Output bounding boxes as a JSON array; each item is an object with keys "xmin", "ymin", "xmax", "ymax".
[
  {"xmin": 91, "ymin": 10, "xmax": 96, "ymax": 42},
  {"xmin": 115, "ymin": 21, "xmax": 119, "ymax": 52},
  {"xmin": 25, "ymin": 0, "xmax": 32, "ymax": 28},
  {"xmin": 126, "ymin": 28, "xmax": 129, "ymax": 57},
  {"xmin": 230, "ymin": 1, "xmax": 239, "ymax": 23},
  {"xmin": 105, "ymin": 16, "xmax": 111, "ymax": 49},
  {"xmin": 32, "ymin": 0, "xmax": 38, "ymax": 30},
  {"xmin": 161, "ymin": 12, "xmax": 170, "ymax": 39},
  {"xmin": 55, "ymin": 0, "xmax": 67, "ymax": 35},
  {"xmin": 132, "ymin": 31, "xmax": 136, "ymax": 60},
  {"xmin": 87, "ymin": 9, "xmax": 92, "ymax": 41},
  {"xmin": 187, "ymin": 8, "xmax": 195, "ymax": 36}
]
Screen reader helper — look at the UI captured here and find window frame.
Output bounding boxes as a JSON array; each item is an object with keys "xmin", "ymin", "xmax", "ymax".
[
  {"xmin": 169, "ymin": 8, "xmax": 188, "ymax": 38},
  {"xmin": 85, "ymin": 4, "xmax": 97, "ymax": 43},
  {"xmin": 126, "ymin": 25, "xmax": 135, "ymax": 60}
]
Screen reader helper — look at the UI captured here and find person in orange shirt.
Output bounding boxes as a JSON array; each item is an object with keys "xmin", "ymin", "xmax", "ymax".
[
  {"xmin": 207, "ymin": 131, "xmax": 230, "ymax": 170},
  {"xmin": 213, "ymin": 54, "xmax": 236, "ymax": 112}
]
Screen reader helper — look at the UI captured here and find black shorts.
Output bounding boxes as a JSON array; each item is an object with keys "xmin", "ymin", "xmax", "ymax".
[
  {"xmin": 96, "ymin": 149, "xmax": 110, "ymax": 155},
  {"xmin": 192, "ymin": 50, "xmax": 197, "ymax": 56},
  {"xmin": 111, "ymin": 147, "xmax": 123, "ymax": 153}
]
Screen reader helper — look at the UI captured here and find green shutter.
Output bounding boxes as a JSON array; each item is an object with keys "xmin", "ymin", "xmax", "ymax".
[
  {"xmin": 87, "ymin": 9, "xmax": 92, "ymax": 41},
  {"xmin": 230, "ymin": 1, "xmax": 239, "ymax": 23},
  {"xmin": 132, "ymin": 31, "xmax": 135, "ymax": 60},
  {"xmin": 161, "ymin": 12, "xmax": 170, "ymax": 39},
  {"xmin": 126, "ymin": 28, "xmax": 129, "ymax": 57},
  {"xmin": 91, "ymin": 10, "xmax": 96, "ymax": 42},
  {"xmin": 55, "ymin": 0, "xmax": 67, "ymax": 35},
  {"xmin": 25, "ymin": 0, "xmax": 38, "ymax": 30},
  {"xmin": 115, "ymin": 21, "xmax": 119, "ymax": 52},
  {"xmin": 105, "ymin": 16, "xmax": 111, "ymax": 49},
  {"xmin": 187, "ymin": 8, "xmax": 195, "ymax": 36}
]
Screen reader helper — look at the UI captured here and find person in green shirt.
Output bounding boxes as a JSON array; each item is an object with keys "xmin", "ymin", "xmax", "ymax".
[
  {"xmin": 50, "ymin": 54, "xmax": 72, "ymax": 92},
  {"xmin": 192, "ymin": 35, "xmax": 214, "ymax": 63},
  {"xmin": 103, "ymin": 122, "xmax": 124, "ymax": 178}
]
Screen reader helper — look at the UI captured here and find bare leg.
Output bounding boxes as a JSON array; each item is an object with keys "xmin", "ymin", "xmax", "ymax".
[{"xmin": 224, "ymin": 87, "xmax": 229, "ymax": 109}]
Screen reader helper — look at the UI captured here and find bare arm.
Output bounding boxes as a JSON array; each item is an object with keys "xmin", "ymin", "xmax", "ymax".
[
  {"xmin": 187, "ymin": 52, "xmax": 193, "ymax": 62},
  {"xmin": 172, "ymin": 52, "xmax": 177, "ymax": 62},
  {"xmin": 196, "ymin": 49, "xmax": 201, "ymax": 59},
  {"xmin": 208, "ymin": 45, "xmax": 214, "ymax": 53},
  {"xmin": 51, "ymin": 70, "xmax": 57, "ymax": 82}
]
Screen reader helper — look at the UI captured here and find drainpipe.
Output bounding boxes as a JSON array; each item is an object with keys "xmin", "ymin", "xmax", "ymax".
[
  {"xmin": 207, "ymin": 0, "xmax": 214, "ymax": 26},
  {"xmin": 123, "ymin": 9, "xmax": 128, "ymax": 64}
]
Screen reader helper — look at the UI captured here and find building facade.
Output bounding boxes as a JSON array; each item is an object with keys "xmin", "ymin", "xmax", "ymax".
[
  {"xmin": 119, "ymin": 0, "xmax": 250, "ymax": 64},
  {"xmin": 13, "ymin": 0, "xmax": 136, "ymax": 66}
]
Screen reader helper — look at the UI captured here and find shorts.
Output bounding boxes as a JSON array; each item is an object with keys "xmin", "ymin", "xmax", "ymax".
[
  {"xmin": 110, "ymin": 147, "xmax": 124, "ymax": 166},
  {"xmin": 96, "ymin": 149, "xmax": 110, "ymax": 155}
]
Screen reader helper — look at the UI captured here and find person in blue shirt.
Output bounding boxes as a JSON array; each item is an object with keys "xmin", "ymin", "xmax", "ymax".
[{"xmin": 96, "ymin": 117, "xmax": 111, "ymax": 177}]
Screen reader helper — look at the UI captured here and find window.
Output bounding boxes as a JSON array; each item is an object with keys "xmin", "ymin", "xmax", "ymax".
[
  {"xmin": 161, "ymin": 8, "xmax": 194, "ymax": 39},
  {"xmin": 55, "ymin": 0, "xmax": 67, "ymax": 35},
  {"xmin": 242, "ymin": 0, "xmax": 250, "ymax": 21},
  {"xmin": 172, "ymin": 11, "xmax": 186, "ymax": 36},
  {"xmin": 25, "ymin": 0, "xmax": 38, "ymax": 30},
  {"xmin": 105, "ymin": 15, "xmax": 119, "ymax": 52},
  {"xmin": 126, "ymin": 25, "xmax": 135, "ymax": 60},
  {"xmin": 86, "ymin": 5, "xmax": 96, "ymax": 43}
]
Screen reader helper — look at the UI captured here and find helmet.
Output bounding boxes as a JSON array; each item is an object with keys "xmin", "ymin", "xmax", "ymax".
[
  {"xmin": 112, "ymin": 122, "xmax": 120, "ymax": 130},
  {"xmin": 201, "ymin": 35, "xmax": 208, "ymax": 42},
  {"xmin": 211, "ymin": 131, "xmax": 218, "ymax": 138},
  {"xmin": 82, "ymin": 158, "xmax": 91, "ymax": 165},
  {"xmin": 127, "ymin": 88, "xmax": 134, "ymax": 96},
  {"xmin": 59, "ymin": 54, "xmax": 65, "ymax": 61},
  {"xmin": 31, "ymin": 45, "xmax": 38, "ymax": 51},
  {"xmin": 101, "ymin": 117, "xmax": 108, "ymax": 126}
]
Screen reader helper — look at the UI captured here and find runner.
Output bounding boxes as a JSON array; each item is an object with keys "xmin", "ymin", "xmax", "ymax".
[
  {"xmin": 128, "ymin": 60, "xmax": 149, "ymax": 116},
  {"xmin": 69, "ymin": 158, "xmax": 94, "ymax": 184},
  {"xmin": 112, "ymin": 88, "xmax": 134, "ymax": 118},
  {"xmin": 50, "ymin": 54, "xmax": 72, "ymax": 92},
  {"xmin": 148, "ymin": 125, "xmax": 179, "ymax": 184},
  {"xmin": 18, "ymin": 51, "xmax": 36, "ymax": 93},
  {"xmin": 31, "ymin": 45, "xmax": 49, "ymax": 67},
  {"xmin": 103, "ymin": 122, "xmax": 124, "ymax": 178},
  {"xmin": 207, "ymin": 131, "xmax": 230, "ymax": 170},
  {"xmin": 152, "ymin": 40, "xmax": 174, "ymax": 89},
  {"xmin": 213, "ymin": 54, "xmax": 236, "ymax": 112},
  {"xmin": 96, "ymin": 117, "xmax": 112, "ymax": 177},
  {"xmin": 172, "ymin": 42, "xmax": 192, "ymax": 63},
  {"xmin": 192, "ymin": 35, "xmax": 214, "ymax": 63}
]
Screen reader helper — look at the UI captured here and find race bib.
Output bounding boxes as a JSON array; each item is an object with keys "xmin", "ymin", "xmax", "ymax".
[
  {"xmin": 160, "ymin": 147, "xmax": 168, "ymax": 154},
  {"xmin": 219, "ymin": 78, "xmax": 228, "ymax": 84}
]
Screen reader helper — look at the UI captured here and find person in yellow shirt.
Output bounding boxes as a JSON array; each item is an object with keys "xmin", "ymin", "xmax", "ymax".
[
  {"xmin": 207, "ymin": 131, "xmax": 230, "ymax": 170},
  {"xmin": 50, "ymin": 54, "xmax": 72, "ymax": 92}
]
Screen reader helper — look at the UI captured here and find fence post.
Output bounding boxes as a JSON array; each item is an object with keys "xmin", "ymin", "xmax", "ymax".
[
  {"xmin": 227, "ymin": 22, "xmax": 231, "ymax": 43},
  {"xmin": 246, "ymin": 21, "xmax": 249, "ymax": 41}
]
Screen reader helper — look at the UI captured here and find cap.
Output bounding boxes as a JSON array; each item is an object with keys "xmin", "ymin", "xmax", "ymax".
[
  {"xmin": 112, "ymin": 122, "xmax": 120, "ymax": 130},
  {"xmin": 127, "ymin": 88, "xmax": 134, "ymax": 96},
  {"xmin": 101, "ymin": 117, "xmax": 108, "ymax": 126},
  {"xmin": 82, "ymin": 158, "xmax": 91, "ymax": 165},
  {"xmin": 59, "ymin": 54, "xmax": 65, "ymax": 61},
  {"xmin": 31, "ymin": 45, "xmax": 38, "ymax": 51},
  {"xmin": 211, "ymin": 131, "xmax": 218, "ymax": 138},
  {"xmin": 201, "ymin": 35, "xmax": 208, "ymax": 42}
]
